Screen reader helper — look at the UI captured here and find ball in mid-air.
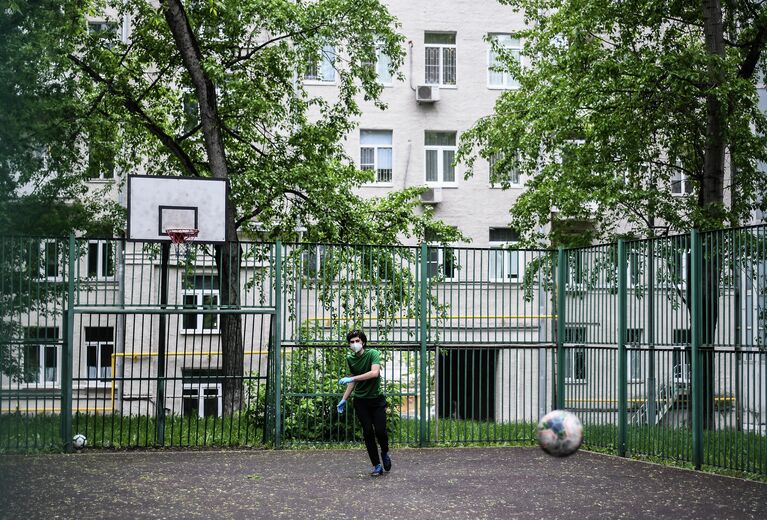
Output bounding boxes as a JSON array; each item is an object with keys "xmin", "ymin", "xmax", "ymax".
[
  {"xmin": 72, "ymin": 433, "xmax": 87, "ymax": 450},
  {"xmin": 537, "ymin": 410, "xmax": 583, "ymax": 457}
]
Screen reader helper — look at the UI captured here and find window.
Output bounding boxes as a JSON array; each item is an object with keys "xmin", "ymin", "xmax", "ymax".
[
  {"xmin": 671, "ymin": 171, "xmax": 693, "ymax": 196},
  {"xmin": 87, "ymin": 241, "xmax": 115, "ymax": 279},
  {"xmin": 425, "ymin": 231, "xmax": 457, "ymax": 280},
  {"xmin": 627, "ymin": 328, "xmax": 643, "ymax": 382},
  {"xmin": 36, "ymin": 240, "xmax": 62, "ymax": 280},
  {"xmin": 182, "ymin": 275, "xmax": 219, "ymax": 333},
  {"xmin": 489, "ymin": 153, "xmax": 521, "ymax": 187},
  {"xmin": 85, "ymin": 327, "xmax": 113, "ymax": 385},
  {"xmin": 487, "ymin": 34, "xmax": 520, "ymax": 89},
  {"xmin": 23, "ymin": 327, "xmax": 60, "ymax": 385},
  {"xmin": 301, "ymin": 245, "xmax": 325, "ymax": 278},
  {"xmin": 567, "ymin": 250, "xmax": 584, "ymax": 285},
  {"xmin": 564, "ymin": 326, "xmax": 587, "ymax": 382},
  {"xmin": 360, "ymin": 130, "xmax": 393, "ymax": 183},
  {"xmin": 628, "ymin": 246, "xmax": 643, "ymax": 286},
  {"xmin": 182, "ymin": 384, "xmax": 222, "ymax": 418},
  {"xmin": 369, "ymin": 45, "xmax": 392, "ymax": 85},
  {"xmin": 304, "ymin": 45, "xmax": 336, "ymax": 83},
  {"xmin": 425, "ymin": 32, "xmax": 456, "ymax": 86},
  {"xmin": 489, "ymin": 228, "xmax": 520, "ymax": 282},
  {"xmin": 425, "ymin": 131, "xmax": 456, "ymax": 185}
]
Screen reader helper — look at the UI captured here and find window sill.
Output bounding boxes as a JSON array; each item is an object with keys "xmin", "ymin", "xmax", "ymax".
[
  {"xmin": 487, "ymin": 85, "xmax": 520, "ymax": 91},
  {"xmin": 180, "ymin": 330, "xmax": 221, "ymax": 336},
  {"xmin": 424, "ymin": 83, "xmax": 457, "ymax": 90},
  {"xmin": 362, "ymin": 183, "xmax": 394, "ymax": 188},
  {"xmin": 303, "ymin": 80, "xmax": 336, "ymax": 86},
  {"xmin": 489, "ymin": 184, "xmax": 523, "ymax": 189},
  {"xmin": 425, "ymin": 183, "xmax": 458, "ymax": 188}
]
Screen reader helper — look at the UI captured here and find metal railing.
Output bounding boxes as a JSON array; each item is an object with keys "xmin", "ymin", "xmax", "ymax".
[{"xmin": 0, "ymin": 228, "xmax": 765, "ymax": 477}]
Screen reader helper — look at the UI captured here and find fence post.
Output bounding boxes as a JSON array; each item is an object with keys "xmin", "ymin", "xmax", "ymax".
[
  {"xmin": 556, "ymin": 247, "xmax": 566, "ymax": 410},
  {"xmin": 274, "ymin": 241, "xmax": 282, "ymax": 448},
  {"xmin": 419, "ymin": 243, "xmax": 428, "ymax": 447},
  {"xmin": 690, "ymin": 229, "xmax": 703, "ymax": 469},
  {"xmin": 61, "ymin": 233, "xmax": 75, "ymax": 452},
  {"xmin": 617, "ymin": 239, "xmax": 628, "ymax": 457}
]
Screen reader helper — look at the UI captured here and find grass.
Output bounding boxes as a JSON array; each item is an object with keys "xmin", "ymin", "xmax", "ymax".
[{"xmin": 2, "ymin": 412, "xmax": 764, "ymax": 482}]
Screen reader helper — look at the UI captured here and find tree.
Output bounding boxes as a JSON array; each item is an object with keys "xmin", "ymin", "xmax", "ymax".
[
  {"xmin": 457, "ymin": 0, "xmax": 767, "ymax": 428},
  {"xmin": 3, "ymin": 0, "xmax": 463, "ymax": 413}
]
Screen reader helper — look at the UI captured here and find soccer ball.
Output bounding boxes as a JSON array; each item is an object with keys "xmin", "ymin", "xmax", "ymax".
[
  {"xmin": 537, "ymin": 409, "xmax": 583, "ymax": 457},
  {"xmin": 72, "ymin": 433, "xmax": 87, "ymax": 450}
]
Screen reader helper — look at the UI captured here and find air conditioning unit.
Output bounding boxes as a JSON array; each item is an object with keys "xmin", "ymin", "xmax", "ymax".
[
  {"xmin": 420, "ymin": 187, "xmax": 443, "ymax": 204},
  {"xmin": 416, "ymin": 85, "xmax": 440, "ymax": 103}
]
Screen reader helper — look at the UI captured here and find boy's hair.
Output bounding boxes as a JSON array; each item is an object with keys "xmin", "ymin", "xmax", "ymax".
[{"xmin": 346, "ymin": 329, "xmax": 367, "ymax": 346}]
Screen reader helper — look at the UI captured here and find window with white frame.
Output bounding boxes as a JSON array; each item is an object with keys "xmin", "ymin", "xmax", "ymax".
[
  {"xmin": 488, "ymin": 228, "xmax": 521, "ymax": 282},
  {"xmin": 85, "ymin": 326, "xmax": 113, "ymax": 384},
  {"xmin": 489, "ymin": 153, "xmax": 521, "ymax": 187},
  {"xmin": 628, "ymin": 245, "xmax": 643, "ymax": 286},
  {"xmin": 670, "ymin": 170, "xmax": 693, "ymax": 196},
  {"xmin": 182, "ymin": 275, "xmax": 219, "ymax": 333},
  {"xmin": 487, "ymin": 34, "xmax": 521, "ymax": 89},
  {"xmin": 626, "ymin": 328, "xmax": 643, "ymax": 382},
  {"xmin": 37, "ymin": 240, "xmax": 63, "ymax": 280},
  {"xmin": 372, "ymin": 44, "xmax": 392, "ymax": 85},
  {"xmin": 87, "ymin": 241, "xmax": 115, "ymax": 279},
  {"xmin": 425, "ymin": 231, "xmax": 457, "ymax": 280},
  {"xmin": 425, "ymin": 131, "xmax": 456, "ymax": 185},
  {"xmin": 301, "ymin": 245, "xmax": 326, "ymax": 278},
  {"xmin": 360, "ymin": 130, "xmax": 393, "ymax": 183},
  {"xmin": 304, "ymin": 45, "xmax": 336, "ymax": 83},
  {"xmin": 424, "ymin": 32, "xmax": 456, "ymax": 86},
  {"xmin": 22, "ymin": 327, "xmax": 60, "ymax": 385},
  {"xmin": 564, "ymin": 326, "xmax": 587, "ymax": 382},
  {"xmin": 183, "ymin": 384, "xmax": 223, "ymax": 418},
  {"xmin": 672, "ymin": 329, "xmax": 690, "ymax": 384}
]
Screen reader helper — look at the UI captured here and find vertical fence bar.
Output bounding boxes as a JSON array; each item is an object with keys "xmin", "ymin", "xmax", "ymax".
[
  {"xmin": 61, "ymin": 234, "xmax": 76, "ymax": 452},
  {"xmin": 690, "ymin": 229, "xmax": 703, "ymax": 469},
  {"xmin": 419, "ymin": 243, "xmax": 428, "ymax": 447},
  {"xmin": 274, "ymin": 241, "xmax": 282, "ymax": 448},
  {"xmin": 556, "ymin": 247, "xmax": 566, "ymax": 409},
  {"xmin": 617, "ymin": 239, "xmax": 628, "ymax": 457}
]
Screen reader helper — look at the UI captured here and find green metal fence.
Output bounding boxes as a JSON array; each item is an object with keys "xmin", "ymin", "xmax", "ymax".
[{"xmin": 0, "ymin": 228, "xmax": 765, "ymax": 477}]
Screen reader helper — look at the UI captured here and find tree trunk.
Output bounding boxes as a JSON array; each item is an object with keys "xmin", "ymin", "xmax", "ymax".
[
  {"xmin": 699, "ymin": 0, "xmax": 726, "ymax": 429},
  {"xmin": 163, "ymin": 0, "xmax": 244, "ymax": 412}
]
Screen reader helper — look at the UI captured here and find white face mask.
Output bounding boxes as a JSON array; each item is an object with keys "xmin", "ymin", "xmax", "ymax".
[{"xmin": 349, "ymin": 342, "xmax": 363, "ymax": 353}]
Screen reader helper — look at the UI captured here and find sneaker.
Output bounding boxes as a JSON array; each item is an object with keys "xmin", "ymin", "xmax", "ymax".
[
  {"xmin": 370, "ymin": 464, "xmax": 384, "ymax": 476},
  {"xmin": 382, "ymin": 452, "xmax": 392, "ymax": 472}
]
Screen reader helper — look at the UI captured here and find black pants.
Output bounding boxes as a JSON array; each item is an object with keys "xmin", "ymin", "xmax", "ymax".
[{"xmin": 353, "ymin": 395, "xmax": 389, "ymax": 466}]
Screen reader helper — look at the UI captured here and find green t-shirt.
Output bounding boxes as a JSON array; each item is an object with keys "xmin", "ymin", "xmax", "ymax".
[{"xmin": 346, "ymin": 348, "xmax": 382, "ymax": 399}]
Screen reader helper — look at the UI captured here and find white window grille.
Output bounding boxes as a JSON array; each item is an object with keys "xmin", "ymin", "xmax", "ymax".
[
  {"xmin": 426, "ymin": 237, "xmax": 457, "ymax": 281},
  {"xmin": 671, "ymin": 171, "xmax": 693, "ymax": 196},
  {"xmin": 22, "ymin": 327, "xmax": 60, "ymax": 386},
  {"xmin": 360, "ymin": 130, "xmax": 393, "ymax": 183},
  {"xmin": 182, "ymin": 383, "xmax": 223, "ymax": 418},
  {"xmin": 85, "ymin": 327, "xmax": 113, "ymax": 385},
  {"xmin": 304, "ymin": 45, "xmax": 336, "ymax": 83},
  {"xmin": 425, "ymin": 32, "xmax": 456, "ymax": 86},
  {"xmin": 182, "ymin": 275, "xmax": 220, "ymax": 333},
  {"xmin": 87, "ymin": 241, "xmax": 115, "ymax": 279},
  {"xmin": 488, "ymin": 228, "xmax": 521, "ymax": 282},
  {"xmin": 487, "ymin": 34, "xmax": 520, "ymax": 89},
  {"xmin": 489, "ymin": 152, "xmax": 521, "ymax": 187},
  {"xmin": 425, "ymin": 131, "xmax": 456, "ymax": 185},
  {"xmin": 564, "ymin": 327, "xmax": 587, "ymax": 382}
]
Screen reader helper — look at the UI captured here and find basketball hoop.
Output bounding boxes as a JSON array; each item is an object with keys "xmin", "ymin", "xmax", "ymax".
[
  {"xmin": 165, "ymin": 228, "xmax": 199, "ymax": 245},
  {"xmin": 165, "ymin": 228, "xmax": 199, "ymax": 260}
]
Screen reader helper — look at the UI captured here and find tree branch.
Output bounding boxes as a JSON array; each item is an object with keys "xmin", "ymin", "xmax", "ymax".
[{"xmin": 68, "ymin": 53, "xmax": 200, "ymax": 177}]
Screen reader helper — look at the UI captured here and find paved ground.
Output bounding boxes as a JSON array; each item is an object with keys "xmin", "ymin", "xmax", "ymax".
[{"xmin": 1, "ymin": 447, "xmax": 765, "ymax": 519}]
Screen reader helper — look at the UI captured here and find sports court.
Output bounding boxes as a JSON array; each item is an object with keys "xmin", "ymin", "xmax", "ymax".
[{"xmin": 1, "ymin": 447, "xmax": 765, "ymax": 519}]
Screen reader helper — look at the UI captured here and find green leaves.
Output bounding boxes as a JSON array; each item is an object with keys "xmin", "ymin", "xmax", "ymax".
[{"xmin": 459, "ymin": 0, "xmax": 767, "ymax": 246}]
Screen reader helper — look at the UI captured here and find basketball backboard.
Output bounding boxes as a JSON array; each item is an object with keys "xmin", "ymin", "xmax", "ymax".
[{"xmin": 127, "ymin": 175, "xmax": 227, "ymax": 243}]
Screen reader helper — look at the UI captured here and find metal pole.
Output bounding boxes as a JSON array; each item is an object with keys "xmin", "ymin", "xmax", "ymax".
[
  {"xmin": 61, "ymin": 233, "xmax": 76, "ymax": 452},
  {"xmin": 419, "ymin": 243, "xmax": 428, "ymax": 446},
  {"xmin": 274, "ymin": 241, "xmax": 282, "ymax": 448},
  {"xmin": 556, "ymin": 247, "xmax": 566, "ymax": 410},
  {"xmin": 617, "ymin": 239, "xmax": 628, "ymax": 457},
  {"xmin": 156, "ymin": 242, "xmax": 169, "ymax": 446},
  {"xmin": 690, "ymin": 230, "xmax": 703, "ymax": 469},
  {"xmin": 647, "ymin": 239, "xmax": 656, "ymax": 424}
]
